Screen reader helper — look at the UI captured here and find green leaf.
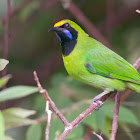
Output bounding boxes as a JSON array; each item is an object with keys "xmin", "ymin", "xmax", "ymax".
[
  {"xmin": 0, "ymin": 75, "xmax": 12, "ymax": 88},
  {"xmin": 0, "ymin": 86, "xmax": 39, "ymax": 102},
  {"xmin": 26, "ymin": 124, "xmax": 42, "ymax": 140},
  {"xmin": 0, "ymin": 111, "xmax": 5, "ymax": 140},
  {"xmin": 2, "ymin": 108, "xmax": 36, "ymax": 129},
  {"xmin": 0, "ymin": 59, "xmax": 9, "ymax": 71},
  {"xmin": 2, "ymin": 108, "xmax": 36, "ymax": 118}
]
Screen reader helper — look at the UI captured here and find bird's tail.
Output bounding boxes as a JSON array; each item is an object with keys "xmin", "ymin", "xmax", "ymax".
[{"xmin": 127, "ymin": 82, "xmax": 140, "ymax": 94}]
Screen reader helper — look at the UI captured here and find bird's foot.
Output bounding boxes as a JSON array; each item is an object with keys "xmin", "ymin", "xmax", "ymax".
[
  {"xmin": 90, "ymin": 89, "xmax": 114, "ymax": 110},
  {"xmin": 90, "ymin": 98, "xmax": 104, "ymax": 110}
]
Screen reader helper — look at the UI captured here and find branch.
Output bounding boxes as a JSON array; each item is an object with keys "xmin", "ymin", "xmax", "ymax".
[
  {"xmin": 111, "ymin": 57, "xmax": 140, "ymax": 140},
  {"xmin": 33, "ymin": 71, "xmax": 111, "ymax": 140},
  {"xmin": 42, "ymin": 0, "xmax": 58, "ymax": 11},
  {"xmin": 33, "ymin": 57, "xmax": 140, "ymax": 140},
  {"xmin": 1, "ymin": 0, "xmax": 11, "ymax": 109},
  {"xmin": 100, "ymin": 3, "xmax": 140, "ymax": 34},
  {"xmin": 105, "ymin": 0, "xmax": 114, "ymax": 40},
  {"xmin": 57, "ymin": 95, "xmax": 111, "ymax": 139},
  {"xmin": 110, "ymin": 3, "xmax": 140, "ymax": 28},
  {"xmin": 33, "ymin": 71, "xmax": 70, "ymax": 127},
  {"xmin": 92, "ymin": 131, "xmax": 104, "ymax": 140},
  {"xmin": 2, "ymin": 0, "xmax": 32, "ymax": 24},
  {"xmin": 58, "ymin": 102, "xmax": 99, "ymax": 140},
  {"xmin": 110, "ymin": 92, "xmax": 120, "ymax": 140},
  {"xmin": 61, "ymin": 1, "xmax": 112, "ymax": 49},
  {"xmin": 2, "ymin": 0, "xmax": 11, "ymax": 68},
  {"xmin": 45, "ymin": 101, "xmax": 52, "ymax": 140}
]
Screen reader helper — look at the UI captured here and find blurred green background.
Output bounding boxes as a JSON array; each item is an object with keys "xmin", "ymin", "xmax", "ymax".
[{"xmin": 0, "ymin": 0, "xmax": 140, "ymax": 140}]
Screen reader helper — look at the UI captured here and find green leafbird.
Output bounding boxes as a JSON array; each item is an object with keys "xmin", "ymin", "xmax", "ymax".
[{"xmin": 49, "ymin": 19, "xmax": 140, "ymax": 104}]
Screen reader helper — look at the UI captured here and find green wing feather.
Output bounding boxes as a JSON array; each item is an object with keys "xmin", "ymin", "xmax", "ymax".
[{"xmin": 84, "ymin": 37, "xmax": 140, "ymax": 84}]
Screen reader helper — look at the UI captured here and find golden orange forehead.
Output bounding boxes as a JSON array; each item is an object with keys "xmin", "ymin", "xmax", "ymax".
[{"xmin": 54, "ymin": 20, "xmax": 67, "ymax": 27}]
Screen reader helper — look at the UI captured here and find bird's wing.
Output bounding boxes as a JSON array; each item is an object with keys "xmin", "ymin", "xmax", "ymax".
[{"xmin": 84, "ymin": 39, "xmax": 140, "ymax": 84}]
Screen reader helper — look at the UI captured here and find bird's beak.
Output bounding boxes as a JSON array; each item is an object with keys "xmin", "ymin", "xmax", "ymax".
[{"xmin": 48, "ymin": 27, "xmax": 64, "ymax": 32}]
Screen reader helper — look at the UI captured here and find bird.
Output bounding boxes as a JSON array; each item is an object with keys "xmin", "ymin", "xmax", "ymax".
[{"xmin": 48, "ymin": 19, "xmax": 140, "ymax": 105}]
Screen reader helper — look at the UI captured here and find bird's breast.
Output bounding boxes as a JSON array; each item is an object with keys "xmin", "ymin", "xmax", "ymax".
[{"xmin": 62, "ymin": 53, "xmax": 87, "ymax": 80}]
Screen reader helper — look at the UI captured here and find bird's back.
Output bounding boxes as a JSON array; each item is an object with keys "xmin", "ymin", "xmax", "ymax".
[{"xmin": 84, "ymin": 36, "xmax": 140, "ymax": 84}]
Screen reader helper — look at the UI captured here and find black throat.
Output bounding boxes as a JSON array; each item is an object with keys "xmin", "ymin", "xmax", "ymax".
[
  {"xmin": 59, "ymin": 25, "xmax": 78, "ymax": 56},
  {"xmin": 61, "ymin": 39, "xmax": 77, "ymax": 56}
]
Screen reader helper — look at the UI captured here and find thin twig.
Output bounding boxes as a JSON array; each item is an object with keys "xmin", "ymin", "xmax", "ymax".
[
  {"xmin": 3, "ymin": 0, "xmax": 10, "ymax": 59},
  {"xmin": 1, "ymin": 0, "xmax": 11, "ymax": 109},
  {"xmin": 2, "ymin": 0, "xmax": 11, "ymax": 80},
  {"xmin": 42, "ymin": 0, "xmax": 58, "ymax": 11},
  {"xmin": 92, "ymin": 131, "xmax": 104, "ymax": 140},
  {"xmin": 2, "ymin": 0, "xmax": 32, "ymax": 24},
  {"xmin": 33, "ymin": 71, "xmax": 70, "ymax": 127},
  {"xmin": 105, "ymin": 0, "xmax": 114, "ymax": 40},
  {"xmin": 111, "ymin": 58, "xmax": 140, "ymax": 140},
  {"xmin": 58, "ymin": 102, "xmax": 99, "ymax": 140},
  {"xmin": 58, "ymin": 94, "xmax": 111, "ymax": 140},
  {"xmin": 100, "ymin": 3, "xmax": 140, "ymax": 33},
  {"xmin": 33, "ymin": 57, "xmax": 140, "ymax": 140},
  {"xmin": 33, "ymin": 71, "xmax": 110, "ymax": 140},
  {"xmin": 62, "ymin": 1, "xmax": 112, "ymax": 49},
  {"xmin": 45, "ymin": 101, "xmax": 52, "ymax": 140},
  {"xmin": 108, "ymin": 3, "xmax": 140, "ymax": 29},
  {"xmin": 110, "ymin": 92, "xmax": 120, "ymax": 140}
]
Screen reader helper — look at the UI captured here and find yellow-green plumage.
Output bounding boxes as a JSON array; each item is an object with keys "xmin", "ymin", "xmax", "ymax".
[{"xmin": 49, "ymin": 19, "xmax": 140, "ymax": 94}]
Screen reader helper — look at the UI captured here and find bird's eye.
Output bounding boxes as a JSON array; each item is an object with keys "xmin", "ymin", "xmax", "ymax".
[{"xmin": 64, "ymin": 23, "xmax": 70, "ymax": 28}]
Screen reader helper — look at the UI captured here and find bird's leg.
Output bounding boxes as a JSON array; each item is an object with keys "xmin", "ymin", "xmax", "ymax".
[{"xmin": 90, "ymin": 89, "xmax": 115, "ymax": 110}]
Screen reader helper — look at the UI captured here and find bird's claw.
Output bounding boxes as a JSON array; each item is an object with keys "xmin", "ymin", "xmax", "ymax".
[
  {"xmin": 95, "ymin": 100, "xmax": 104, "ymax": 110},
  {"xmin": 90, "ymin": 99, "xmax": 104, "ymax": 110}
]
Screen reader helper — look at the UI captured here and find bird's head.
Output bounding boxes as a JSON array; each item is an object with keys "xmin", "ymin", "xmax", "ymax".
[
  {"xmin": 48, "ymin": 19, "xmax": 80, "ymax": 43},
  {"xmin": 49, "ymin": 20, "xmax": 87, "ymax": 56}
]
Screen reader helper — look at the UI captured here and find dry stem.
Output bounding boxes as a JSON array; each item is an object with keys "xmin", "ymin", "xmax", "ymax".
[
  {"xmin": 45, "ymin": 101, "xmax": 52, "ymax": 140},
  {"xmin": 111, "ymin": 58, "xmax": 140, "ymax": 140},
  {"xmin": 33, "ymin": 71, "xmax": 110, "ymax": 140},
  {"xmin": 92, "ymin": 131, "xmax": 104, "ymax": 140},
  {"xmin": 33, "ymin": 71, "xmax": 70, "ymax": 127},
  {"xmin": 63, "ymin": 1, "xmax": 112, "ymax": 49},
  {"xmin": 110, "ymin": 92, "xmax": 120, "ymax": 140}
]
